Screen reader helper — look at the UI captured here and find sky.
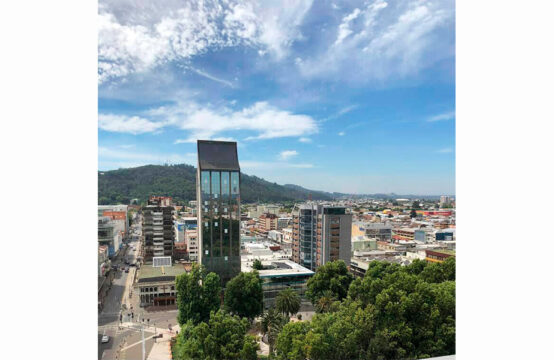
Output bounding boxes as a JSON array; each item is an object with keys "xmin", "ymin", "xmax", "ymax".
[{"xmin": 98, "ymin": 0, "xmax": 455, "ymax": 195}]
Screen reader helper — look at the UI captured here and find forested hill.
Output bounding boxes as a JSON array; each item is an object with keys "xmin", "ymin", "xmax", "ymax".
[{"xmin": 98, "ymin": 164, "xmax": 334, "ymax": 205}]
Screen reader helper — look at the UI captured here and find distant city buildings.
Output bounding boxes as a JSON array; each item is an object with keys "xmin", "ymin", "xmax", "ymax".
[{"xmin": 197, "ymin": 140, "xmax": 241, "ymax": 284}]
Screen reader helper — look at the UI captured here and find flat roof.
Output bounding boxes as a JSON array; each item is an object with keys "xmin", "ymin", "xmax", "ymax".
[
  {"xmin": 241, "ymin": 258, "xmax": 314, "ymax": 278},
  {"xmin": 137, "ymin": 263, "xmax": 188, "ymax": 283},
  {"xmin": 197, "ymin": 140, "xmax": 240, "ymax": 171}
]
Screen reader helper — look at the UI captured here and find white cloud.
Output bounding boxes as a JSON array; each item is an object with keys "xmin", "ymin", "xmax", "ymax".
[
  {"xmin": 99, "ymin": 0, "xmax": 314, "ymax": 83},
  {"xmin": 165, "ymin": 101, "xmax": 318, "ymax": 143},
  {"xmin": 297, "ymin": 0, "xmax": 454, "ymax": 82},
  {"xmin": 98, "ymin": 114, "xmax": 165, "ymax": 134},
  {"xmin": 334, "ymin": 8, "xmax": 361, "ymax": 46},
  {"xmin": 437, "ymin": 147, "xmax": 453, "ymax": 153},
  {"xmin": 99, "ymin": 100, "xmax": 317, "ymax": 141},
  {"xmin": 338, "ymin": 131, "xmax": 345, "ymax": 136},
  {"xmin": 427, "ymin": 110, "xmax": 455, "ymax": 122},
  {"xmin": 299, "ymin": 137, "xmax": 312, "ymax": 143},
  {"xmin": 279, "ymin": 150, "xmax": 299, "ymax": 160}
]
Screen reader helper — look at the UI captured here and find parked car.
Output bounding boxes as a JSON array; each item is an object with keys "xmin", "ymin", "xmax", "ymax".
[
  {"xmin": 101, "ymin": 335, "xmax": 110, "ymax": 344},
  {"xmin": 125, "ymin": 267, "xmax": 129, "ymax": 273}
]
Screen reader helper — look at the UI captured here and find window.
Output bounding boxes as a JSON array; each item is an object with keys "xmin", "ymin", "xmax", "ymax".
[
  {"xmin": 215, "ymin": 222, "xmax": 218, "ymax": 227},
  {"xmin": 224, "ymin": 229, "xmax": 228, "ymax": 234},
  {"xmin": 171, "ymin": 286, "xmax": 174, "ymax": 291}
]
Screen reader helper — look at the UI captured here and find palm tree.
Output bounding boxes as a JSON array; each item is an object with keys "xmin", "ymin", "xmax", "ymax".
[
  {"xmin": 275, "ymin": 288, "xmax": 301, "ymax": 317},
  {"xmin": 261, "ymin": 308, "xmax": 287, "ymax": 354},
  {"xmin": 315, "ymin": 290, "xmax": 336, "ymax": 313}
]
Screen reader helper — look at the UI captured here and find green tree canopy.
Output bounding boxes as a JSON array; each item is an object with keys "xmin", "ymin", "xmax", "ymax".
[
  {"xmin": 252, "ymin": 259, "xmax": 263, "ymax": 270},
  {"xmin": 173, "ymin": 310, "xmax": 259, "ymax": 360},
  {"xmin": 275, "ymin": 288, "xmax": 301, "ymax": 317},
  {"xmin": 224, "ymin": 271, "xmax": 264, "ymax": 320},
  {"xmin": 306, "ymin": 260, "xmax": 354, "ymax": 305},
  {"xmin": 176, "ymin": 263, "xmax": 221, "ymax": 325},
  {"xmin": 275, "ymin": 258, "xmax": 456, "ymax": 360}
]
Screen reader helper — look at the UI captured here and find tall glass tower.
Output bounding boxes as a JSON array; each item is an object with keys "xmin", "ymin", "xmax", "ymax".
[{"xmin": 196, "ymin": 140, "xmax": 241, "ymax": 283}]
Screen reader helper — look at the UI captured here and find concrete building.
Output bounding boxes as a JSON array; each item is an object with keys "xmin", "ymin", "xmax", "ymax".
[
  {"xmin": 197, "ymin": 140, "xmax": 241, "ymax": 284},
  {"xmin": 268, "ymin": 230, "xmax": 284, "ymax": 243},
  {"xmin": 440, "ymin": 195, "xmax": 452, "ymax": 207},
  {"xmin": 185, "ymin": 229, "xmax": 198, "ymax": 261},
  {"xmin": 136, "ymin": 259, "xmax": 189, "ymax": 307},
  {"xmin": 142, "ymin": 197, "xmax": 175, "ymax": 262},
  {"xmin": 292, "ymin": 204, "xmax": 352, "ymax": 271},
  {"xmin": 98, "ymin": 204, "xmax": 129, "ymax": 232},
  {"xmin": 98, "ymin": 217, "xmax": 122, "ymax": 257},
  {"xmin": 258, "ymin": 213, "xmax": 278, "ymax": 231},
  {"xmin": 414, "ymin": 228, "xmax": 436, "ymax": 243},
  {"xmin": 277, "ymin": 217, "xmax": 292, "ymax": 230},
  {"xmin": 242, "ymin": 258, "xmax": 314, "ymax": 309}
]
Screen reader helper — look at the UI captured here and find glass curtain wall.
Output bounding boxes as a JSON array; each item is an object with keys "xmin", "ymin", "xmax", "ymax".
[{"xmin": 200, "ymin": 170, "xmax": 241, "ymax": 283}]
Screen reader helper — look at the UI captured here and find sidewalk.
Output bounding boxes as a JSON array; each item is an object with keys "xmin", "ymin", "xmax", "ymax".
[{"xmin": 147, "ymin": 324, "xmax": 180, "ymax": 360}]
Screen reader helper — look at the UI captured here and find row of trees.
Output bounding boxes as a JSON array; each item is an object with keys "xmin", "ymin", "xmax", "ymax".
[
  {"xmin": 274, "ymin": 258, "xmax": 456, "ymax": 360},
  {"xmin": 173, "ymin": 265, "xmax": 264, "ymax": 360}
]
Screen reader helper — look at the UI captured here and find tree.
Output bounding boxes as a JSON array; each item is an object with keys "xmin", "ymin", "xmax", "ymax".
[
  {"xmin": 253, "ymin": 259, "xmax": 264, "ymax": 270},
  {"xmin": 314, "ymin": 290, "xmax": 337, "ymax": 313},
  {"xmin": 224, "ymin": 271, "xmax": 264, "ymax": 320},
  {"xmin": 276, "ymin": 288, "xmax": 301, "ymax": 317},
  {"xmin": 176, "ymin": 263, "xmax": 221, "ymax": 325},
  {"xmin": 173, "ymin": 310, "xmax": 259, "ymax": 360},
  {"xmin": 412, "ymin": 201, "xmax": 421, "ymax": 209},
  {"xmin": 306, "ymin": 260, "xmax": 353, "ymax": 305},
  {"xmin": 410, "ymin": 209, "xmax": 417, "ymax": 218},
  {"xmin": 275, "ymin": 321, "xmax": 310, "ymax": 360},
  {"xmin": 261, "ymin": 307, "xmax": 288, "ymax": 355}
]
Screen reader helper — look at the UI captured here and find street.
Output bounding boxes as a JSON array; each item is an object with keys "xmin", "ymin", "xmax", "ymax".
[{"xmin": 99, "ymin": 216, "xmax": 179, "ymax": 360}]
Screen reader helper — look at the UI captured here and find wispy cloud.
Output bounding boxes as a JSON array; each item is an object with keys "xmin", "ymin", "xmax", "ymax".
[
  {"xmin": 437, "ymin": 147, "xmax": 453, "ymax": 153},
  {"xmin": 298, "ymin": 137, "xmax": 312, "ymax": 143},
  {"xmin": 279, "ymin": 150, "xmax": 299, "ymax": 160},
  {"xmin": 321, "ymin": 105, "xmax": 358, "ymax": 122},
  {"xmin": 98, "ymin": 0, "xmax": 314, "ymax": 83},
  {"xmin": 297, "ymin": 0, "xmax": 455, "ymax": 83},
  {"xmin": 188, "ymin": 67, "xmax": 235, "ymax": 88},
  {"xmin": 338, "ymin": 131, "xmax": 345, "ymax": 136},
  {"xmin": 427, "ymin": 110, "xmax": 455, "ymax": 122}
]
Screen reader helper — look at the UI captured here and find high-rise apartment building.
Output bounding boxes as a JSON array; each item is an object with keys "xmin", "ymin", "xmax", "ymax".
[
  {"xmin": 142, "ymin": 197, "xmax": 175, "ymax": 262},
  {"xmin": 292, "ymin": 204, "xmax": 352, "ymax": 270},
  {"xmin": 196, "ymin": 140, "xmax": 241, "ymax": 283}
]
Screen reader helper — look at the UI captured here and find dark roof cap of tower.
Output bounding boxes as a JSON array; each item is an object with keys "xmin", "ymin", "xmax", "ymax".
[{"xmin": 197, "ymin": 140, "xmax": 240, "ymax": 171}]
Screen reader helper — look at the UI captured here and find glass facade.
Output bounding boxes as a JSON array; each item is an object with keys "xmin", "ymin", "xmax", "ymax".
[{"xmin": 200, "ymin": 170, "xmax": 241, "ymax": 283}]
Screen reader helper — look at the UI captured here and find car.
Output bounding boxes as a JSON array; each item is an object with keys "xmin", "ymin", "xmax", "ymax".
[
  {"xmin": 101, "ymin": 335, "xmax": 110, "ymax": 344},
  {"xmin": 125, "ymin": 267, "xmax": 129, "ymax": 273}
]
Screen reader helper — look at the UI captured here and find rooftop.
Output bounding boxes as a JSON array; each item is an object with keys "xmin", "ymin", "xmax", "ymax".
[
  {"xmin": 242, "ymin": 258, "xmax": 314, "ymax": 278},
  {"xmin": 197, "ymin": 140, "xmax": 240, "ymax": 171},
  {"xmin": 137, "ymin": 263, "xmax": 189, "ymax": 283}
]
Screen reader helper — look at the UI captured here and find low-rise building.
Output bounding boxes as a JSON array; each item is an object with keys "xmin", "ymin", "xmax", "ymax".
[
  {"xmin": 242, "ymin": 258, "xmax": 314, "ymax": 308},
  {"xmin": 425, "ymin": 249, "xmax": 455, "ymax": 263},
  {"xmin": 136, "ymin": 259, "xmax": 190, "ymax": 307}
]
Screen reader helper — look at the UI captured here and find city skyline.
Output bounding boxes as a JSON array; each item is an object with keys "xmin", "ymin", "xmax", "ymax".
[{"xmin": 98, "ymin": 0, "xmax": 455, "ymax": 195}]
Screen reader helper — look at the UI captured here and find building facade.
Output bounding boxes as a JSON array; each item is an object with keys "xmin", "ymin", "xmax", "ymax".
[
  {"xmin": 197, "ymin": 140, "xmax": 241, "ymax": 283},
  {"xmin": 292, "ymin": 204, "xmax": 352, "ymax": 271},
  {"xmin": 142, "ymin": 198, "xmax": 175, "ymax": 262}
]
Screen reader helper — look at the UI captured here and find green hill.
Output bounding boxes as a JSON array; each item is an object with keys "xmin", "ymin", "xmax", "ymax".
[{"xmin": 98, "ymin": 164, "xmax": 334, "ymax": 205}]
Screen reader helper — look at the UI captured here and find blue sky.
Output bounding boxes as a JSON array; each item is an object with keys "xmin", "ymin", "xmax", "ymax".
[{"xmin": 98, "ymin": 0, "xmax": 455, "ymax": 195}]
